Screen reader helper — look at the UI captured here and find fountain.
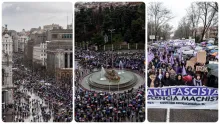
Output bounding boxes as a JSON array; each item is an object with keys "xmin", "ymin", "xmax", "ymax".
[
  {"xmin": 80, "ymin": 62, "xmax": 143, "ymax": 92},
  {"xmin": 118, "ymin": 60, "xmax": 124, "ymax": 74},
  {"xmin": 100, "ymin": 66, "xmax": 107, "ymax": 80}
]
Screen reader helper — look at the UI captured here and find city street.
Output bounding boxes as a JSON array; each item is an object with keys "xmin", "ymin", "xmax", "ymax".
[
  {"xmin": 2, "ymin": 2, "xmax": 73, "ymax": 122},
  {"xmin": 11, "ymin": 52, "xmax": 72, "ymax": 122}
]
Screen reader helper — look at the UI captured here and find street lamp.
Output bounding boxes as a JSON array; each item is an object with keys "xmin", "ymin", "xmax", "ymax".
[
  {"xmin": 108, "ymin": 29, "xmax": 115, "ymax": 45},
  {"xmin": 108, "ymin": 29, "xmax": 115, "ymax": 68}
]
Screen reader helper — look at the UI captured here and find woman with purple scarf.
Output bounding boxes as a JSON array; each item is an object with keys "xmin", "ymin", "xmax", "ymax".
[{"xmin": 193, "ymin": 74, "xmax": 203, "ymax": 86}]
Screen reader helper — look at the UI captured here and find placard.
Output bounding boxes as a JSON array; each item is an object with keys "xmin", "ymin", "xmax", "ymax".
[
  {"xmin": 190, "ymin": 57, "xmax": 197, "ymax": 62},
  {"xmin": 197, "ymin": 50, "xmax": 206, "ymax": 64},
  {"xmin": 186, "ymin": 61, "xmax": 195, "ymax": 70},
  {"xmin": 196, "ymin": 66, "xmax": 208, "ymax": 72}
]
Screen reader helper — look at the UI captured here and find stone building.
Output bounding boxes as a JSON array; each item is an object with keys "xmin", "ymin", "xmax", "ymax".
[
  {"xmin": 46, "ymin": 29, "xmax": 72, "ymax": 81},
  {"xmin": 2, "ymin": 25, "xmax": 14, "ymax": 122},
  {"xmin": 33, "ymin": 43, "xmax": 47, "ymax": 66}
]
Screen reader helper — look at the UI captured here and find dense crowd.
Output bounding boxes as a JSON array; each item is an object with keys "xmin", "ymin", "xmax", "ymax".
[
  {"xmin": 75, "ymin": 50, "xmax": 145, "ymax": 74},
  {"xmin": 75, "ymin": 49, "xmax": 145, "ymax": 122},
  {"xmin": 147, "ymin": 42, "xmax": 218, "ymax": 88},
  {"xmin": 4, "ymin": 53, "xmax": 73, "ymax": 122}
]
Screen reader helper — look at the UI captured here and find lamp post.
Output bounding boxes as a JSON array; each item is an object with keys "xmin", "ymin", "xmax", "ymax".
[
  {"xmin": 108, "ymin": 29, "xmax": 115, "ymax": 69},
  {"xmin": 108, "ymin": 29, "xmax": 115, "ymax": 44}
]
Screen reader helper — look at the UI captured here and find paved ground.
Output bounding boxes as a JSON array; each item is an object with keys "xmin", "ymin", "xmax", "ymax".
[
  {"xmin": 14, "ymin": 82, "xmax": 54, "ymax": 122},
  {"xmin": 148, "ymin": 109, "xmax": 218, "ymax": 122}
]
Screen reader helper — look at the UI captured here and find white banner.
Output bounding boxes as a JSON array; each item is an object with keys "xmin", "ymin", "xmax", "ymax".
[{"xmin": 148, "ymin": 86, "xmax": 218, "ymax": 109}]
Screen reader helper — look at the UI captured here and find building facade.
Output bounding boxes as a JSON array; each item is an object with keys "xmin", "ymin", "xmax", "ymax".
[
  {"xmin": 18, "ymin": 35, "xmax": 28, "ymax": 52},
  {"xmin": 33, "ymin": 43, "xmax": 47, "ymax": 66},
  {"xmin": 46, "ymin": 29, "xmax": 72, "ymax": 80},
  {"xmin": 43, "ymin": 24, "xmax": 62, "ymax": 31},
  {"xmin": 2, "ymin": 25, "xmax": 14, "ymax": 122},
  {"xmin": 194, "ymin": 26, "xmax": 218, "ymax": 40}
]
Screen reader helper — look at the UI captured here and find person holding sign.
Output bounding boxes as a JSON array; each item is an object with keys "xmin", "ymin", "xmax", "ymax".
[{"xmin": 193, "ymin": 74, "xmax": 203, "ymax": 86}]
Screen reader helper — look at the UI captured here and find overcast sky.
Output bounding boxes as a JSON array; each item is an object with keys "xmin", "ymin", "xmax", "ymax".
[
  {"xmin": 162, "ymin": 0, "xmax": 192, "ymax": 31},
  {"xmin": 2, "ymin": 2, "xmax": 72, "ymax": 32}
]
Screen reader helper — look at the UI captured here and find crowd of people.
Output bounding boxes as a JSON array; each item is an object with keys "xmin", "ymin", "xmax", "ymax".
[
  {"xmin": 75, "ymin": 49, "xmax": 145, "ymax": 122},
  {"xmin": 147, "ymin": 41, "xmax": 218, "ymax": 88},
  {"xmin": 75, "ymin": 50, "xmax": 145, "ymax": 74},
  {"xmin": 4, "ymin": 52, "xmax": 73, "ymax": 122}
]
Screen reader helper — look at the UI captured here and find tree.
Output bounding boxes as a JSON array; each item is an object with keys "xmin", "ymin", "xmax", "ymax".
[
  {"xmin": 75, "ymin": 3, "xmax": 145, "ymax": 44},
  {"xmin": 148, "ymin": 2, "xmax": 174, "ymax": 38},
  {"xmin": 197, "ymin": 2, "xmax": 218, "ymax": 42},
  {"xmin": 91, "ymin": 33, "xmax": 104, "ymax": 48},
  {"xmin": 174, "ymin": 17, "xmax": 191, "ymax": 39},
  {"xmin": 208, "ymin": 2, "xmax": 218, "ymax": 12},
  {"xmin": 186, "ymin": 3, "xmax": 201, "ymax": 39},
  {"xmin": 131, "ymin": 18, "xmax": 144, "ymax": 43},
  {"xmin": 160, "ymin": 24, "xmax": 173, "ymax": 40},
  {"xmin": 124, "ymin": 29, "xmax": 132, "ymax": 42},
  {"xmin": 112, "ymin": 34, "xmax": 123, "ymax": 43}
]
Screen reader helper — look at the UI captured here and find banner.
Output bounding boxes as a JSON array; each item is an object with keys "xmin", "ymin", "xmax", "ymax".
[{"xmin": 148, "ymin": 86, "xmax": 218, "ymax": 109}]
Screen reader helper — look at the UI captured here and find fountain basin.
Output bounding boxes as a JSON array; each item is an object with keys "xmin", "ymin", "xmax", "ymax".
[{"xmin": 88, "ymin": 70, "xmax": 137, "ymax": 91}]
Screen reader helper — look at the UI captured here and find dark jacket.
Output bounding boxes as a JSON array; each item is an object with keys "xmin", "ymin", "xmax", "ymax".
[
  {"xmin": 186, "ymin": 70, "xmax": 194, "ymax": 77},
  {"xmin": 161, "ymin": 77, "xmax": 174, "ymax": 87},
  {"xmin": 175, "ymin": 74, "xmax": 185, "ymax": 86}
]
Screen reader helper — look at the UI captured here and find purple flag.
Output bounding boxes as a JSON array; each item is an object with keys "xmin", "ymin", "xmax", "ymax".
[
  {"xmin": 165, "ymin": 54, "xmax": 168, "ymax": 63},
  {"xmin": 160, "ymin": 53, "xmax": 163, "ymax": 62},
  {"xmin": 170, "ymin": 53, "xmax": 174, "ymax": 65},
  {"xmin": 179, "ymin": 51, "xmax": 182, "ymax": 61},
  {"xmin": 182, "ymin": 66, "xmax": 186, "ymax": 75},
  {"xmin": 148, "ymin": 52, "xmax": 154, "ymax": 63}
]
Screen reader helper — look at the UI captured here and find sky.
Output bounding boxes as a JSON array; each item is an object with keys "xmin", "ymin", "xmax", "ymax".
[
  {"xmin": 162, "ymin": 0, "xmax": 192, "ymax": 31},
  {"xmin": 2, "ymin": 2, "xmax": 73, "ymax": 32}
]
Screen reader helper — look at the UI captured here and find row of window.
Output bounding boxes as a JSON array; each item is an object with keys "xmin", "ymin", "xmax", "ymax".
[
  {"xmin": 52, "ymin": 34, "xmax": 72, "ymax": 39},
  {"xmin": 3, "ymin": 44, "xmax": 11, "ymax": 50},
  {"xmin": 62, "ymin": 34, "xmax": 72, "ymax": 39}
]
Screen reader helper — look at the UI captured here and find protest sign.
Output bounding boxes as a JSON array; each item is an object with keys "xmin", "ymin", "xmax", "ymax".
[
  {"xmin": 196, "ymin": 66, "xmax": 208, "ymax": 72},
  {"xmin": 148, "ymin": 86, "xmax": 218, "ymax": 109},
  {"xmin": 190, "ymin": 57, "xmax": 197, "ymax": 63},
  {"xmin": 186, "ymin": 61, "xmax": 195, "ymax": 70},
  {"xmin": 197, "ymin": 50, "xmax": 206, "ymax": 64}
]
